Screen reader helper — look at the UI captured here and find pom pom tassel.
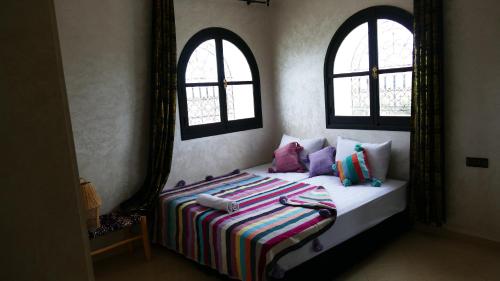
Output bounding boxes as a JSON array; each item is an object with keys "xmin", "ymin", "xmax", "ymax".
[
  {"xmin": 371, "ymin": 178, "xmax": 382, "ymax": 187},
  {"xmin": 312, "ymin": 238, "xmax": 324, "ymax": 252},
  {"xmin": 354, "ymin": 144, "xmax": 363, "ymax": 152},
  {"xmin": 319, "ymin": 209, "xmax": 333, "ymax": 218},
  {"xmin": 331, "ymin": 163, "xmax": 338, "ymax": 174},
  {"xmin": 342, "ymin": 178, "xmax": 352, "ymax": 187},
  {"xmin": 175, "ymin": 180, "xmax": 186, "ymax": 188}
]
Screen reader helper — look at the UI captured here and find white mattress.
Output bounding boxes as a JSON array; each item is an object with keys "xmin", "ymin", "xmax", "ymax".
[
  {"xmin": 243, "ymin": 163, "xmax": 310, "ymax": 182},
  {"xmin": 275, "ymin": 175, "xmax": 407, "ymax": 272}
]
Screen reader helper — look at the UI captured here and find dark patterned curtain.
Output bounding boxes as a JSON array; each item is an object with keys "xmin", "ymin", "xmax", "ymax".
[
  {"xmin": 121, "ymin": 0, "xmax": 176, "ymax": 214},
  {"xmin": 409, "ymin": 0, "xmax": 445, "ymax": 225}
]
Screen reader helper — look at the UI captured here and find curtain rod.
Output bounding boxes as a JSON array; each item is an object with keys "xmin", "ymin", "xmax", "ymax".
[{"xmin": 239, "ymin": 0, "xmax": 270, "ymax": 6}]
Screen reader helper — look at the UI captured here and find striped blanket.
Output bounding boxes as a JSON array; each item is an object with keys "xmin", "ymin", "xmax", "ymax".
[{"xmin": 157, "ymin": 172, "xmax": 337, "ymax": 281}]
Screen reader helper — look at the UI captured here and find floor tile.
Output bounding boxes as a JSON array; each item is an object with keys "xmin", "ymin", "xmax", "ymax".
[{"xmin": 93, "ymin": 230, "xmax": 500, "ymax": 281}]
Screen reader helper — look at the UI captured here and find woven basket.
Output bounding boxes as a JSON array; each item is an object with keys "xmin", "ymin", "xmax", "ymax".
[
  {"xmin": 80, "ymin": 178, "xmax": 102, "ymax": 230},
  {"xmin": 86, "ymin": 207, "xmax": 100, "ymax": 230}
]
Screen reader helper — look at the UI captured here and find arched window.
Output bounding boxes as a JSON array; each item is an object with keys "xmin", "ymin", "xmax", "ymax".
[
  {"xmin": 177, "ymin": 27, "xmax": 262, "ymax": 140},
  {"xmin": 324, "ymin": 6, "xmax": 413, "ymax": 130}
]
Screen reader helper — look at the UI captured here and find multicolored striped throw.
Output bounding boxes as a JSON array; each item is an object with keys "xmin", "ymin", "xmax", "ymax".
[{"xmin": 156, "ymin": 172, "xmax": 337, "ymax": 281}]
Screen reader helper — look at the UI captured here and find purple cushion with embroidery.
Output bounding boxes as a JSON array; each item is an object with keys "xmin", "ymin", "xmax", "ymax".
[
  {"xmin": 308, "ymin": 146, "xmax": 336, "ymax": 177},
  {"xmin": 269, "ymin": 142, "xmax": 306, "ymax": 173}
]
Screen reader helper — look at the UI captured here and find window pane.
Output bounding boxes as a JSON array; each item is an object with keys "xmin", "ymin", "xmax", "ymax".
[
  {"xmin": 226, "ymin": 84, "xmax": 255, "ymax": 120},
  {"xmin": 334, "ymin": 23, "xmax": 369, "ymax": 74},
  {"xmin": 334, "ymin": 76, "xmax": 370, "ymax": 116},
  {"xmin": 223, "ymin": 40, "xmax": 252, "ymax": 81},
  {"xmin": 379, "ymin": 71, "xmax": 412, "ymax": 116},
  {"xmin": 186, "ymin": 39, "xmax": 218, "ymax": 83},
  {"xmin": 377, "ymin": 19, "xmax": 413, "ymax": 69},
  {"xmin": 186, "ymin": 86, "xmax": 221, "ymax": 125}
]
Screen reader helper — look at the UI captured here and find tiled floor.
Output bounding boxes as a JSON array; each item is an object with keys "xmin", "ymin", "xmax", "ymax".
[
  {"xmin": 93, "ymin": 228, "xmax": 500, "ymax": 281},
  {"xmin": 332, "ymin": 231, "xmax": 500, "ymax": 281}
]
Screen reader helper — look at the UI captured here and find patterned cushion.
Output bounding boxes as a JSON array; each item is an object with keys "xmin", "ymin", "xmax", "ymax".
[
  {"xmin": 88, "ymin": 213, "xmax": 141, "ymax": 240},
  {"xmin": 332, "ymin": 144, "xmax": 381, "ymax": 187}
]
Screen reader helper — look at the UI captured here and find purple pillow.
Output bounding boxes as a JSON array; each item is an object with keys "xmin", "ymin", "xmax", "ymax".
[
  {"xmin": 308, "ymin": 146, "xmax": 336, "ymax": 177},
  {"xmin": 269, "ymin": 142, "xmax": 306, "ymax": 173}
]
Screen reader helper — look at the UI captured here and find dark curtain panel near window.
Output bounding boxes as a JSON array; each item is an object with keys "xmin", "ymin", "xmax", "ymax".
[
  {"xmin": 121, "ymin": 0, "xmax": 176, "ymax": 214},
  {"xmin": 410, "ymin": 0, "xmax": 445, "ymax": 225}
]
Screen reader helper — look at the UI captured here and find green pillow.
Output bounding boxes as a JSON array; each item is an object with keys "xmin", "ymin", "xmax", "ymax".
[{"xmin": 332, "ymin": 144, "xmax": 381, "ymax": 187}]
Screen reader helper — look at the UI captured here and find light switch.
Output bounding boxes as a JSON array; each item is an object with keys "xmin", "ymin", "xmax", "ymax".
[{"xmin": 466, "ymin": 157, "xmax": 488, "ymax": 168}]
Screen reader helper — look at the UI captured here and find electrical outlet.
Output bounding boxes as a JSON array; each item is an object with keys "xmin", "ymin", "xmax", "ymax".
[{"xmin": 466, "ymin": 157, "xmax": 488, "ymax": 168}]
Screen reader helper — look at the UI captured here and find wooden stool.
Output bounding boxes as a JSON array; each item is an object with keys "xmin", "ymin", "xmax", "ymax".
[{"xmin": 88, "ymin": 213, "xmax": 151, "ymax": 260}]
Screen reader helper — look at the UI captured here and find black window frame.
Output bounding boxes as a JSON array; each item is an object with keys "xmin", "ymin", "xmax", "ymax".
[
  {"xmin": 177, "ymin": 27, "xmax": 262, "ymax": 140},
  {"xmin": 324, "ymin": 6, "xmax": 413, "ymax": 131}
]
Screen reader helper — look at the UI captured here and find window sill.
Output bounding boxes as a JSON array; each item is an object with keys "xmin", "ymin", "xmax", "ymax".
[
  {"xmin": 180, "ymin": 120, "xmax": 263, "ymax": 140},
  {"xmin": 326, "ymin": 122, "xmax": 410, "ymax": 131}
]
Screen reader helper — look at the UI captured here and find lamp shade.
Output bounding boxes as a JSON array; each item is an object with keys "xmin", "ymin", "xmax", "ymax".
[{"xmin": 80, "ymin": 178, "xmax": 102, "ymax": 229}]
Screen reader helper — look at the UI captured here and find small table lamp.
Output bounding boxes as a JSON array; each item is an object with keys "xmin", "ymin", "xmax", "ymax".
[{"xmin": 80, "ymin": 178, "xmax": 102, "ymax": 230}]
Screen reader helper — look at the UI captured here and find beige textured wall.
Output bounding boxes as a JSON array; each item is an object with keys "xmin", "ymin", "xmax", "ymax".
[
  {"xmin": 270, "ymin": 0, "xmax": 413, "ymax": 180},
  {"xmin": 444, "ymin": 0, "xmax": 500, "ymax": 242},
  {"xmin": 54, "ymin": 0, "xmax": 152, "ymax": 213},
  {"xmin": 166, "ymin": 0, "xmax": 279, "ymax": 187},
  {"xmin": 0, "ymin": 0, "xmax": 93, "ymax": 280},
  {"xmin": 54, "ymin": 0, "xmax": 278, "ymax": 212}
]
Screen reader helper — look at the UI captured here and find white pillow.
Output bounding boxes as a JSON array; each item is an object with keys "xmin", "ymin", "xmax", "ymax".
[
  {"xmin": 277, "ymin": 134, "xmax": 326, "ymax": 170},
  {"xmin": 335, "ymin": 136, "xmax": 392, "ymax": 181}
]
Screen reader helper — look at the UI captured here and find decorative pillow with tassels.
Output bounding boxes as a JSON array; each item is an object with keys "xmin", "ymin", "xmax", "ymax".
[{"xmin": 332, "ymin": 144, "xmax": 382, "ymax": 187}]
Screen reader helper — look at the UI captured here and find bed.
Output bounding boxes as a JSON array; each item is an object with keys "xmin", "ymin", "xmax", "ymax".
[{"xmin": 156, "ymin": 163, "xmax": 407, "ymax": 280}]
